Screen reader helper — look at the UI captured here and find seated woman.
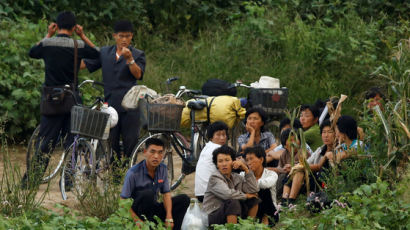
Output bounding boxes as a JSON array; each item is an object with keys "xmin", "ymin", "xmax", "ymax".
[
  {"xmin": 300, "ymin": 104, "xmax": 322, "ymax": 151},
  {"xmin": 195, "ymin": 121, "xmax": 229, "ymax": 202},
  {"xmin": 238, "ymin": 108, "xmax": 277, "ymax": 154},
  {"xmin": 282, "ymin": 119, "xmax": 335, "ymax": 205},
  {"xmin": 244, "ymin": 146, "xmax": 279, "ymax": 225},
  {"xmin": 203, "ymin": 145, "xmax": 260, "ymax": 225},
  {"xmin": 326, "ymin": 115, "xmax": 364, "ymax": 163},
  {"xmin": 275, "ymin": 128, "xmax": 301, "ymax": 200},
  {"xmin": 267, "ymin": 118, "xmax": 312, "ymax": 166}
]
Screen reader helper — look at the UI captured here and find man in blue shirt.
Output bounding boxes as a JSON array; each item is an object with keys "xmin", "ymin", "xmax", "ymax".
[
  {"xmin": 121, "ymin": 138, "xmax": 189, "ymax": 229},
  {"xmin": 82, "ymin": 20, "xmax": 145, "ymax": 161}
]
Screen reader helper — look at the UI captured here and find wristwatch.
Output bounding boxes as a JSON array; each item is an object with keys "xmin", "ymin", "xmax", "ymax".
[
  {"xmin": 128, "ymin": 60, "xmax": 135, "ymax": 65},
  {"xmin": 165, "ymin": 219, "xmax": 174, "ymax": 223}
]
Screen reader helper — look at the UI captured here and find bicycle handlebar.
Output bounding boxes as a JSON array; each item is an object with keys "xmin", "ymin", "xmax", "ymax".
[
  {"xmin": 166, "ymin": 76, "xmax": 180, "ymax": 84},
  {"xmin": 78, "ymin": 79, "xmax": 104, "ymax": 89}
]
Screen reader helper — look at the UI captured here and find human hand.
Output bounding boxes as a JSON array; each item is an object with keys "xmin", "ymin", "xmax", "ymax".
[
  {"xmin": 165, "ymin": 219, "xmax": 174, "ymax": 229},
  {"xmin": 284, "ymin": 164, "xmax": 291, "ymax": 173},
  {"xmin": 75, "ymin": 24, "xmax": 84, "ymax": 38},
  {"xmin": 47, "ymin": 23, "xmax": 57, "ymax": 37},
  {"xmin": 232, "ymin": 160, "xmax": 248, "ymax": 173},
  {"xmin": 324, "ymin": 151, "xmax": 333, "ymax": 161},
  {"xmin": 246, "ymin": 193, "xmax": 258, "ymax": 199},
  {"xmin": 245, "ymin": 122, "xmax": 255, "ymax": 134},
  {"xmin": 121, "ymin": 47, "xmax": 133, "ymax": 61}
]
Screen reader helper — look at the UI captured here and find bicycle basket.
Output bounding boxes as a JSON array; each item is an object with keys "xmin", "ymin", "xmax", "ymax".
[
  {"xmin": 71, "ymin": 105, "xmax": 109, "ymax": 139},
  {"xmin": 147, "ymin": 103, "xmax": 184, "ymax": 132},
  {"xmin": 248, "ymin": 88, "xmax": 289, "ymax": 116}
]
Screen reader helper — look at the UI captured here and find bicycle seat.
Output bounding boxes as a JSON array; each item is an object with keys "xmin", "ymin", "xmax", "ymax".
[{"xmin": 187, "ymin": 100, "xmax": 207, "ymax": 110}]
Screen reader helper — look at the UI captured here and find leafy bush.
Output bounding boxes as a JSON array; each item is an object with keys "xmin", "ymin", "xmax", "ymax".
[
  {"xmin": 0, "ymin": 18, "xmax": 45, "ymax": 139},
  {"xmin": 279, "ymin": 179, "xmax": 410, "ymax": 229}
]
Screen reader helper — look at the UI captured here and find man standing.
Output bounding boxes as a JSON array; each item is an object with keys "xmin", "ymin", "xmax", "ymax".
[
  {"xmin": 121, "ymin": 138, "xmax": 190, "ymax": 229},
  {"xmin": 83, "ymin": 20, "xmax": 145, "ymax": 160},
  {"xmin": 24, "ymin": 11, "xmax": 99, "ymax": 186}
]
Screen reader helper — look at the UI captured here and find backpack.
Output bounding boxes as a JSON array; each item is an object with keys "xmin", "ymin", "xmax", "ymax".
[{"xmin": 201, "ymin": 79, "xmax": 237, "ymax": 97}]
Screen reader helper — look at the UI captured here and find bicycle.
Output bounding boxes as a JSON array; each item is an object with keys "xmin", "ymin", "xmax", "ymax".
[
  {"xmin": 228, "ymin": 80, "xmax": 289, "ymax": 149},
  {"xmin": 129, "ymin": 78, "xmax": 209, "ymax": 190},
  {"xmin": 25, "ymin": 80, "xmax": 106, "ymax": 185},
  {"xmin": 59, "ymin": 80, "xmax": 115, "ymax": 200}
]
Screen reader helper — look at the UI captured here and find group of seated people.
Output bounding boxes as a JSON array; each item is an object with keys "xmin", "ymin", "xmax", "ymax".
[
  {"xmin": 194, "ymin": 97, "xmax": 369, "ymax": 227},
  {"xmin": 121, "ymin": 88, "xmax": 381, "ymax": 229}
]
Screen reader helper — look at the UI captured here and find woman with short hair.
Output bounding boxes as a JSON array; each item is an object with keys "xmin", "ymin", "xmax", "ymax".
[
  {"xmin": 244, "ymin": 146, "xmax": 279, "ymax": 225},
  {"xmin": 195, "ymin": 121, "xmax": 229, "ymax": 202},
  {"xmin": 238, "ymin": 108, "xmax": 277, "ymax": 154},
  {"xmin": 203, "ymin": 145, "xmax": 260, "ymax": 225}
]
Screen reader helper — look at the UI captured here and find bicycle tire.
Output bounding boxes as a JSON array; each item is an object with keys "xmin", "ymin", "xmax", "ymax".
[
  {"xmin": 129, "ymin": 132, "xmax": 189, "ymax": 191},
  {"xmin": 60, "ymin": 138, "xmax": 96, "ymax": 201},
  {"xmin": 26, "ymin": 125, "xmax": 66, "ymax": 183},
  {"xmin": 93, "ymin": 139, "xmax": 113, "ymax": 190}
]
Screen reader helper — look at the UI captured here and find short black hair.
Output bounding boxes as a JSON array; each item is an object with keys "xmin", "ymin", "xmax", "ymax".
[
  {"xmin": 365, "ymin": 87, "xmax": 384, "ymax": 100},
  {"xmin": 212, "ymin": 145, "xmax": 236, "ymax": 167},
  {"xmin": 279, "ymin": 118, "xmax": 291, "ymax": 131},
  {"xmin": 145, "ymin": 138, "xmax": 165, "ymax": 149},
  {"xmin": 320, "ymin": 119, "xmax": 332, "ymax": 134},
  {"xmin": 114, "ymin": 20, "xmax": 134, "ymax": 33},
  {"xmin": 336, "ymin": 115, "xmax": 357, "ymax": 140},
  {"xmin": 244, "ymin": 146, "xmax": 266, "ymax": 167},
  {"xmin": 245, "ymin": 107, "xmax": 267, "ymax": 132},
  {"xmin": 301, "ymin": 104, "xmax": 320, "ymax": 119},
  {"xmin": 280, "ymin": 128, "xmax": 300, "ymax": 147},
  {"xmin": 279, "ymin": 118, "xmax": 302, "ymax": 131},
  {"xmin": 56, "ymin": 11, "xmax": 76, "ymax": 30},
  {"xmin": 207, "ymin": 121, "xmax": 229, "ymax": 140}
]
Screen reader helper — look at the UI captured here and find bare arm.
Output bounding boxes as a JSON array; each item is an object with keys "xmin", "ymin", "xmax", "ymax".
[
  {"xmin": 75, "ymin": 25, "xmax": 97, "ymax": 48},
  {"xmin": 163, "ymin": 192, "xmax": 174, "ymax": 229},
  {"xmin": 241, "ymin": 124, "xmax": 256, "ymax": 151},
  {"xmin": 266, "ymin": 149, "xmax": 284, "ymax": 163},
  {"xmin": 120, "ymin": 47, "xmax": 142, "ymax": 80}
]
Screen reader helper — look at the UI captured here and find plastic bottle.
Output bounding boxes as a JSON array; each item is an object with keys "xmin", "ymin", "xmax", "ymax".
[{"xmin": 101, "ymin": 103, "xmax": 111, "ymax": 140}]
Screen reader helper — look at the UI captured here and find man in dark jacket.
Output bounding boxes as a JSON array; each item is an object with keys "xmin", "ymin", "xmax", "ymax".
[
  {"xmin": 83, "ymin": 20, "xmax": 146, "ymax": 161},
  {"xmin": 24, "ymin": 11, "xmax": 100, "ymax": 186}
]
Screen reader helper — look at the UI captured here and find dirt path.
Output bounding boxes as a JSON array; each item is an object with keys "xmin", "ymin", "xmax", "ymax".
[{"xmin": 0, "ymin": 145, "xmax": 195, "ymax": 213}]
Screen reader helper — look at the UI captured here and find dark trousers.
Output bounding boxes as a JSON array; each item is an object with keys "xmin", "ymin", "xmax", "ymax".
[
  {"xmin": 257, "ymin": 189, "xmax": 279, "ymax": 223},
  {"xmin": 26, "ymin": 114, "xmax": 73, "ymax": 180},
  {"xmin": 111, "ymin": 109, "xmax": 140, "ymax": 159},
  {"xmin": 131, "ymin": 190, "xmax": 190, "ymax": 230},
  {"xmin": 208, "ymin": 198, "xmax": 260, "ymax": 225}
]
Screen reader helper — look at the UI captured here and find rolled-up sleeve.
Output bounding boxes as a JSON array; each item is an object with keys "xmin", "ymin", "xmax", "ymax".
[{"xmin": 133, "ymin": 50, "xmax": 146, "ymax": 80}]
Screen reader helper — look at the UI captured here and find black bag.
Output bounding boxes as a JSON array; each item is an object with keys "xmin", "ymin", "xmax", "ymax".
[
  {"xmin": 201, "ymin": 78, "xmax": 237, "ymax": 97},
  {"xmin": 40, "ymin": 39, "xmax": 79, "ymax": 115}
]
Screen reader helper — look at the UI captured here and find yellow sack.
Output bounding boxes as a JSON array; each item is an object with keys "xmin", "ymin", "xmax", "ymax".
[{"xmin": 180, "ymin": 96, "xmax": 246, "ymax": 129}]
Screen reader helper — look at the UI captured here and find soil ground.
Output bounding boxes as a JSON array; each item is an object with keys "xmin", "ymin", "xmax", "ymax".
[{"xmin": 0, "ymin": 144, "xmax": 195, "ymax": 213}]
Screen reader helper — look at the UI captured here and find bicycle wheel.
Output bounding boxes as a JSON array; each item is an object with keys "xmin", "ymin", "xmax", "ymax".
[
  {"xmin": 60, "ymin": 138, "xmax": 96, "ymax": 201},
  {"xmin": 129, "ymin": 132, "xmax": 189, "ymax": 190},
  {"xmin": 93, "ymin": 139, "xmax": 113, "ymax": 190},
  {"xmin": 26, "ymin": 125, "xmax": 66, "ymax": 183}
]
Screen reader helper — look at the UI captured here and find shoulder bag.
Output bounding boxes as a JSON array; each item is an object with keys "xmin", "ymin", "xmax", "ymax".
[{"xmin": 40, "ymin": 39, "xmax": 79, "ymax": 115}]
